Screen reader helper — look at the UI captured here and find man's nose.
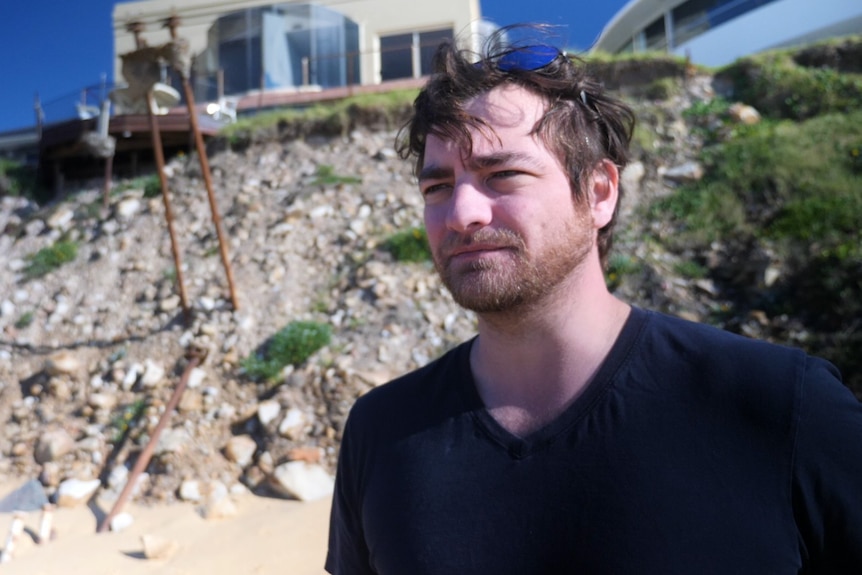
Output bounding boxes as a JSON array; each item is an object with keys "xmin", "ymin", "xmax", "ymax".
[{"xmin": 445, "ymin": 179, "xmax": 492, "ymax": 233}]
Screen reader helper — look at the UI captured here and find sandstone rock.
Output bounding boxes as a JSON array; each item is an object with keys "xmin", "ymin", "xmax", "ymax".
[
  {"xmin": 186, "ymin": 367, "xmax": 207, "ymax": 388},
  {"xmin": 116, "ymin": 197, "xmax": 141, "ymax": 220},
  {"xmin": 728, "ymin": 102, "xmax": 761, "ymax": 125},
  {"xmin": 111, "ymin": 512, "xmax": 134, "ymax": 532},
  {"xmin": 661, "ymin": 161, "xmax": 704, "ymax": 184},
  {"xmin": 34, "ymin": 429, "xmax": 76, "ymax": 463},
  {"xmin": 270, "ymin": 461, "xmax": 334, "ymax": 502},
  {"xmin": 141, "ymin": 534, "xmax": 179, "ymax": 560},
  {"xmin": 224, "ymin": 435, "xmax": 257, "ymax": 468},
  {"xmin": 178, "ymin": 479, "xmax": 202, "ymax": 502},
  {"xmin": 44, "ymin": 350, "xmax": 80, "ymax": 376},
  {"xmin": 46, "ymin": 207, "xmax": 75, "ymax": 230}
]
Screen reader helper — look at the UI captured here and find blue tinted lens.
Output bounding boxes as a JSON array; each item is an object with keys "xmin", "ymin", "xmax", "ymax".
[{"xmin": 496, "ymin": 45, "xmax": 561, "ymax": 72}]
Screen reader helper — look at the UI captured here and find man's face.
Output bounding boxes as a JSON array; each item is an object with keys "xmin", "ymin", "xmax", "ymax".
[{"xmin": 419, "ymin": 84, "xmax": 595, "ymax": 313}]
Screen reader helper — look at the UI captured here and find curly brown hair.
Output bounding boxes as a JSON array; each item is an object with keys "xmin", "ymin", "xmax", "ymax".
[{"xmin": 397, "ymin": 27, "xmax": 636, "ymax": 265}]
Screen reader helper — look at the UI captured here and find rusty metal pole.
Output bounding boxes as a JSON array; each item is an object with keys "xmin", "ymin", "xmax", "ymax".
[
  {"xmin": 147, "ymin": 91, "xmax": 192, "ymax": 324},
  {"xmin": 164, "ymin": 15, "xmax": 240, "ymax": 311},
  {"xmin": 97, "ymin": 348, "xmax": 205, "ymax": 533},
  {"xmin": 102, "ymin": 154, "xmax": 113, "ymax": 213}
]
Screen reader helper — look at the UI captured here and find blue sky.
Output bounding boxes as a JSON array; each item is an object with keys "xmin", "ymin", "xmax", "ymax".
[{"xmin": 0, "ymin": 1, "xmax": 627, "ymax": 133}]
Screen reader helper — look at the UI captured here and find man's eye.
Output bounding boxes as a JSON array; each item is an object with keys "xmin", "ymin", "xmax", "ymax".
[{"xmin": 422, "ymin": 183, "xmax": 450, "ymax": 196}]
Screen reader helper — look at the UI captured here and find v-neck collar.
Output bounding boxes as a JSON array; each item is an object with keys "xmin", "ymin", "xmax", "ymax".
[{"xmin": 458, "ymin": 307, "xmax": 648, "ymax": 459}]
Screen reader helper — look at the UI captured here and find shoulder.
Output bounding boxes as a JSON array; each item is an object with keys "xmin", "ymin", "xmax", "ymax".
[{"xmin": 344, "ymin": 339, "xmax": 474, "ymax": 439}]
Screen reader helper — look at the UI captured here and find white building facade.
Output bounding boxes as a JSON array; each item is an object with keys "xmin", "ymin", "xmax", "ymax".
[
  {"xmin": 593, "ymin": 0, "xmax": 862, "ymax": 67},
  {"xmin": 112, "ymin": 0, "xmax": 487, "ymax": 99}
]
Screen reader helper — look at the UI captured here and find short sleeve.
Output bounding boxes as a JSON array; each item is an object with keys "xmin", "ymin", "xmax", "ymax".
[
  {"xmin": 792, "ymin": 356, "xmax": 862, "ymax": 572},
  {"xmin": 325, "ymin": 412, "xmax": 375, "ymax": 574}
]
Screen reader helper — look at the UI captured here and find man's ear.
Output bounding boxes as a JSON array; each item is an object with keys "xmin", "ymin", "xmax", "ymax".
[{"xmin": 589, "ymin": 159, "xmax": 620, "ymax": 229}]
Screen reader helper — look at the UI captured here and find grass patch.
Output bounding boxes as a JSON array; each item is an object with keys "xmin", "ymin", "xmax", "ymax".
[
  {"xmin": 311, "ymin": 164, "xmax": 362, "ymax": 186},
  {"xmin": 605, "ymin": 253, "xmax": 641, "ymax": 291},
  {"xmin": 14, "ymin": 311, "xmax": 34, "ymax": 329},
  {"xmin": 221, "ymin": 89, "xmax": 419, "ymax": 145},
  {"xmin": 384, "ymin": 227, "xmax": 431, "ymax": 262},
  {"xmin": 23, "ymin": 240, "xmax": 78, "ymax": 280},
  {"xmin": 241, "ymin": 321, "xmax": 332, "ymax": 382}
]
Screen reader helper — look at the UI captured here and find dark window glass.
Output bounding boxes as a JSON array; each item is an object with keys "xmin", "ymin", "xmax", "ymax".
[
  {"xmin": 419, "ymin": 29, "xmax": 452, "ymax": 75},
  {"xmin": 380, "ymin": 33, "xmax": 413, "ymax": 81},
  {"xmin": 644, "ymin": 17, "xmax": 667, "ymax": 51}
]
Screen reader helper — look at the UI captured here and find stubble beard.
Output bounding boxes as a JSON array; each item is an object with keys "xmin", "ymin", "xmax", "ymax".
[{"xmin": 433, "ymin": 213, "xmax": 594, "ymax": 314}]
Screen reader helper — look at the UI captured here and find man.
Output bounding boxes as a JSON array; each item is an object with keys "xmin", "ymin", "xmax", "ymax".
[{"xmin": 326, "ymin": 35, "xmax": 862, "ymax": 574}]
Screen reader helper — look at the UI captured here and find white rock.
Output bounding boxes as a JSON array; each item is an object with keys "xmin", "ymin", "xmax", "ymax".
[
  {"xmin": 662, "ymin": 161, "xmax": 704, "ymax": 184},
  {"xmin": 46, "ymin": 207, "xmax": 74, "ymax": 230},
  {"xmin": 88, "ymin": 392, "xmax": 117, "ymax": 410},
  {"xmin": 116, "ymin": 197, "xmax": 141, "ymax": 220},
  {"xmin": 110, "ymin": 512, "xmax": 134, "ymax": 532},
  {"xmin": 156, "ymin": 427, "xmax": 191, "ymax": 455},
  {"xmin": 56, "ymin": 478, "xmax": 101, "ymax": 507},
  {"xmin": 159, "ymin": 295, "xmax": 181, "ymax": 313},
  {"xmin": 186, "ymin": 367, "xmax": 206, "ymax": 388},
  {"xmin": 0, "ymin": 300, "xmax": 14, "ymax": 317},
  {"xmin": 257, "ymin": 400, "xmax": 281, "ymax": 426},
  {"xmin": 278, "ymin": 408, "xmax": 309, "ymax": 439},
  {"xmin": 179, "ymin": 480, "xmax": 202, "ymax": 502},
  {"xmin": 140, "ymin": 359, "xmax": 166, "ymax": 388},
  {"xmin": 224, "ymin": 435, "xmax": 256, "ymax": 468},
  {"xmin": 123, "ymin": 363, "xmax": 142, "ymax": 390},
  {"xmin": 271, "ymin": 461, "xmax": 334, "ymax": 502}
]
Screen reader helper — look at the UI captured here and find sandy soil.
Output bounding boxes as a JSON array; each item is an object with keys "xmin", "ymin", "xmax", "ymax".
[{"xmin": 0, "ymin": 483, "xmax": 330, "ymax": 575}]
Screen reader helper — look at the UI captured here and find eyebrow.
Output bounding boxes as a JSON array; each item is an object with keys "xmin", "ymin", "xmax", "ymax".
[{"xmin": 418, "ymin": 152, "xmax": 542, "ymax": 182}]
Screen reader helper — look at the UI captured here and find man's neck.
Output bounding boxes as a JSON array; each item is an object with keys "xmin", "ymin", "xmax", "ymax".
[{"xmin": 469, "ymin": 273, "xmax": 630, "ymax": 438}]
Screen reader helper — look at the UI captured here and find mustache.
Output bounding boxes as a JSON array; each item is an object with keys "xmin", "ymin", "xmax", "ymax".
[{"xmin": 438, "ymin": 228, "xmax": 525, "ymax": 256}]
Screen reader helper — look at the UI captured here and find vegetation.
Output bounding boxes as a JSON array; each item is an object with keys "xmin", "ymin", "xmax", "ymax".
[
  {"xmin": 23, "ymin": 240, "xmax": 78, "ymax": 280},
  {"xmin": 241, "ymin": 321, "xmax": 332, "ymax": 382},
  {"xmin": 311, "ymin": 164, "xmax": 362, "ymax": 186},
  {"xmin": 384, "ymin": 227, "xmax": 431, "ymax": 263},
  {"xmin": 14, "ymin": 311, "xmax": 34, "ymax": 329},
  {"xmin": 220, "ymin": 89, "xmax": 419, "ymax": 147}
]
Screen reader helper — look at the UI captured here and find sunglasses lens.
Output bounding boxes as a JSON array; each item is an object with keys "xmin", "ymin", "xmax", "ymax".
[{"xmin": 496, "ymin": 45, "xmax": 560, "ymax": 72}]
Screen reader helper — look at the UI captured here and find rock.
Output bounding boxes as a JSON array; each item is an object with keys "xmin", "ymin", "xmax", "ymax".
[
  {"xmin": 34, "ymin": 429, "xmax": 76, "ymax": 463},
  {"xmin": 728, "ymin": 102, "xmax": 761, "ymax": 125},
  {"xmin": 186, "ymin": 367, "xmax": 207, "ymax": 388},
  {"xmin": 270, "ymin": 461, "xmax": 334, "ymax": 502},
  {"xmin": 257, "ymin": 400, "xmax": 281, "ymax": 426},
  {"xmin": 44, "ymin": 350, "xmax": 80, "ymax": 376},
  {"xmin": 46, "ymin": 207, "xmax": 75, "ymax": 230},
  {"xmin": 224, "ymin": 435, "xmax": 257, "ymax": 468},
  {"xmin": 155, "ymin": 427, "xmax": 192, "ymax": 455},
  {"xmin": 661, "ymin": 161, "xmax": 704, "ymax": 184},
  {"xmin": 140, "ymin": 359, "xmax": 166, "ymax": 388},
  {"xmin": 141, "ymin": 534, "xmax": 179, "ymax": 560},
  {"xmin": 278, "ymin": 408, "xmax": 309, "ymax": 439},
  {"xmin": 111, "ymin": 512, "xmax": 134, "ymax": 532},
  {"xmin": 0, "ymin": 300, "xmax": 14, "ymax": 317},
  {"xmin": 159, "ymin": 295, "xmax": 181, "ymax": 313},
  {"xmin": 287, "ymin": 446, "xmax": 323, "ymax": 464},
  {"xmin": 56, "ymin": 478, "xmax": 101, "ymax": 507},
  {"xmin": 116, "ymin": 197, "xmax": 141, "ymax": 220},
  {"xmin": 178, "ymin": 480, "xmax": 202, "ymax": 502}
]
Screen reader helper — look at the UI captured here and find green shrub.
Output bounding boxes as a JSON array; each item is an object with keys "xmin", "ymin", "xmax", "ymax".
[
  {"xmin": 311, "ymin": 164, "xmax": 362, "ymax": 186},
  {"xmin": 23, "ymin": 240, "xmax": 78, "ymax": 280},
  {"xmin": 14, "ymin": 311, "xmax": 34, "ymax": 329},
  {"xmin": 143, "ymin": 174, "xmax": 162, "ymax": 198},
  {"xmin": 605, "ymin": 253, "xmax": 641, "ymax": 290},
  {"xmin": 674, "ymin": 260, "xmax": 708, "ymax": 279},
  {"xmin": 241, "ymin": 321, "xmax": 332, "ymax": 382},
  {"xmin": 384, "ymin": 227, "xmax": 431, "ymax": 262}
]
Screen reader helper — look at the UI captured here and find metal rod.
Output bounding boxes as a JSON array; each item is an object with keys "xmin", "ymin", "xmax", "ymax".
[
  {"xmin": 97, "ymin": 349, "xmax": 204, "ymax": 533},
  {"xmin": 147, "ymin": 90, "xmax": 192, "ymax": 324},
  {"xmin": 164, "ymin": 15, "xmax": 240, "ymax": 311},
  {"xmin": 102, "ymin": 154, "xmax": 113, "ymax": 214}
]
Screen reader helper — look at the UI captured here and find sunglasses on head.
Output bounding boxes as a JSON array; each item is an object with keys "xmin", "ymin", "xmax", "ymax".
[{"xmin": 494, "ymin": 44, "xmax": 563, "ymax": 72}]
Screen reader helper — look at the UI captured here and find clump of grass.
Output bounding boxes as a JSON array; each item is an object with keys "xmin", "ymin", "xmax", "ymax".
[
  {"xmin": 311, "ymin": 164, "xmax": 362, "ymax": 186},
  {"xmin": 109, "ymin": 399, "xmax": 147, "ymax": 443},
  {"xmin": 384, "ymin": 227, "xmax": 431, "ymax": 262},
  {"xmin": 605, "ymin": 253, "xmax": 641, "ymax": 291},
  {"xmin": 142, "ymin": 174, "xmax": 162, "ymax": 198},
  {"xmin": 14, "ymin": 311, "xmax": 34, "ymax": 329},
  {"xmin": 674, "ymin": 259, "xmax": 708, "ymax": 279},
  {"xmin": 23, "ymin": 240, "xmax": 78, "ymax": 280},
  {"xmin": 241, "ymin": 321, "xmax": 332, "ymax": 382}
]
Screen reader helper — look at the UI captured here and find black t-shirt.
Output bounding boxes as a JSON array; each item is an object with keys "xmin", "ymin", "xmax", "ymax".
[{"xmin": 326, "ymin": 307, "xmax": 862, "ymax": 574}]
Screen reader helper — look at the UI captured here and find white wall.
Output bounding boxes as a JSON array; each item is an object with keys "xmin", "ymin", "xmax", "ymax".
[{"xmin": 674, "ymin": 0, "xmax": 862, "ymax": 66}]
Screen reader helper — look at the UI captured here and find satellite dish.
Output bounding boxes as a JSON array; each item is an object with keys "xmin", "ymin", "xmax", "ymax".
[{"xmin": 109, "ymin": 82, "xmax": 181, "ymax": 115}]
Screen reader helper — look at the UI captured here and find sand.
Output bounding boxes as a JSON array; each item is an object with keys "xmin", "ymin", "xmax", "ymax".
[{"xmin": 0, "ymin": 484, "xmax": 330, "ymax": 575}]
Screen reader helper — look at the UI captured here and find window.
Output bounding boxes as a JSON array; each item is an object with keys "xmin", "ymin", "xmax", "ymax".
[
  {"xmin": 380, "ymin": 28, "xmax": 452, "ymax": 81},
  {"xmin": 643, "ymin": 17, "xmax": 667, "ymax": 52}
]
